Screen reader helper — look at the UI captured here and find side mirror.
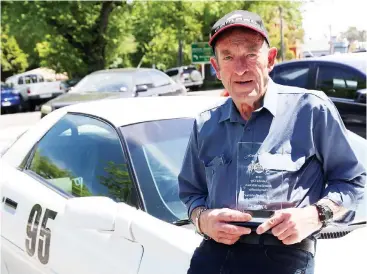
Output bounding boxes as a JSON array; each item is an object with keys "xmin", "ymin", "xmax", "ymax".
[
  {"xmin": 63, "ymin": 197, "xmax": 117, "ymax": 230},
  {"xmin": 355, "ymin": 89, "xmax": 366, "ymax": 103},
  {"xmin": 136, "ymin": 84, "xmax": 148, "ymax": 93}
]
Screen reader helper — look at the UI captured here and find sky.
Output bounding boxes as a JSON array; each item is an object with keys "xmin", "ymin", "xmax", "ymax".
[{"xmin": 301, "ymin": 0, "xmax": 367, "ymax": 41}]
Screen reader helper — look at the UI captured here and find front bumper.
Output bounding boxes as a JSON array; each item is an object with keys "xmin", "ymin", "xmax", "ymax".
[{"xmin": 1, "ymin": 97, "xmax": 21, "ymax": 108}]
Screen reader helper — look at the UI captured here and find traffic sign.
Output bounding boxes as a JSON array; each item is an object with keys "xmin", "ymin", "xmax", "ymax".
[{"xmin": 191, "ymin": 42, "xmax": 212, "ymax": 64}]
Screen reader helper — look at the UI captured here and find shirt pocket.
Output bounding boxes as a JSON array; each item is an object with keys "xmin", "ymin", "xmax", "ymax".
[{"xmin": 203, "ymin": 155, "xmax": 232, "ymax": 196}]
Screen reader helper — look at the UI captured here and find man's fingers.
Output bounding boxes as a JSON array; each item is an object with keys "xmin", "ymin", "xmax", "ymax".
[
  {"xmin": 217, "ymin": 210, "xmax": 252, "ymax": 222},
  {"xmin": 217, "ymin": 237, "xmax": 238, "ymax": 245},
  {"xmin": 277, "ymin": 228, "xmax": 295, "ymax": 241},
  {"xmin": 256, "ymin": 212, "xmax": 287, "ymax": 234},
  {"xmin": 217, "ymin": 231, "xmax": 241, "ymax": 241},
  {"xmin": 281, "ymin": 233, "xmax": 299, "ymax": 245},
  {"xmin": 216, "ymin": 232, "xmax": 240, "ymax": 245},
  {"xmin": 217, "ymin": 223, "xmax": 252, "ymax": 235},
  {"xmin": 271, "ymin": 220, "xmax": 295, "ymax": 237}
]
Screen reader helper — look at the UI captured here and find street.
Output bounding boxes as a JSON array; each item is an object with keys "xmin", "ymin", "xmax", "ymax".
[{"xmin": 0, "ymin": 89, "xmax": 222, "ymax": 153}]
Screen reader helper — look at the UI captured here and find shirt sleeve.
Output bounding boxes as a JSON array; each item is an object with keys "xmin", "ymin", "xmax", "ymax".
[
  {"xmin": 313, "ymin": 98, "xmax": 366, "ymax": 223},
  {"xmin": 178, "ymin": 119, "xmax": 208, "ymax": 219}
]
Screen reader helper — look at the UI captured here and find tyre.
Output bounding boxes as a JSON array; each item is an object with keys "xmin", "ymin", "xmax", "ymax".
[
  {"xmin": 189, "ymin": 70, "xmax": 202, "ymax": 82},
  {"xmin": 18, "ymin": 96, "xmax": 30, "ymax": 112}
]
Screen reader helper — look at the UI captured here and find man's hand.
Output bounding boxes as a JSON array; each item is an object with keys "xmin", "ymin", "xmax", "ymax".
[
  {"xmin": 200, "ymin": 208, "xmax": 252, "ymax": 245},
  {"xmin": 256, "ymin": 206, "xmax": 322, "ymax": 245}
]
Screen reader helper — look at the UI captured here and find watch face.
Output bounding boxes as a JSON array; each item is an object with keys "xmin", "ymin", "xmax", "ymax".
[
  {"xmin": 318, "ymin": 204, "xmax": 333, "ymax": 221},
  {"xmin": 324, "ymin": 206, "xmax": 333, "ymax": 220}
]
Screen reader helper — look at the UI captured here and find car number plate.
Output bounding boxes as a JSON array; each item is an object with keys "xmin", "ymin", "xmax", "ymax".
[
  {"xmin": 1, "ymin": 101, "xmax": 11, "ymax": 107},
  {"xmin": 40, "ymin": 94, "xmax": 52, "ymax": 98}
]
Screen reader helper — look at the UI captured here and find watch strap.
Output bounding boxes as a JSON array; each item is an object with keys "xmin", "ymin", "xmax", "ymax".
[{"xmin": 194, "ymin": 207, "xmax": 210, "ymax": 239}]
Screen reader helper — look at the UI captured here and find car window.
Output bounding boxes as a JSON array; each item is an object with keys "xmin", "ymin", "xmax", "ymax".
[
  {"xmin": 135, "ymin": 71, "xmax": 154, "ymax": 88},
  {"xmin": 71, "ymin": 72, "xmax": 133, "ymax": 93},
  {"xmin": 18, "ymin": 77, "xmax": 24, "ymax": 85},
  {"xmin": 27, "ymin": 114, "xmax": 137, "ymax": 206},
  {"xmin": 183, "ymin": 67, "xmax": 197, "ymax": 74},
  {"xmin": 316, "ymin": 65, "xmax": 366, "ymax": 99},
  {"xmin": 121, "ymin": 118, "xmax": 194, "ymax": 222},
  {"xmin": 149, "ymin": 70, "xmax": 171, "ymax": 87},
  {"xmin": 22, "ymin": 75, "xmax": 39, "ymax": 84},
  {"xmin": 272, "ymin": 65, "xmax": 310, "ymax": 88},
  {"xmin": 165, "ymin": 70, "xmax": 178, "ymax": 77}
]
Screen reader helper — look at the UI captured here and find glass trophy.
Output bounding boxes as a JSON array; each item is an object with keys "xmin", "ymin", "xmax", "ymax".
[{"xmin": 231, "ymin": 142, "xmax": 286, "ymax": 229}]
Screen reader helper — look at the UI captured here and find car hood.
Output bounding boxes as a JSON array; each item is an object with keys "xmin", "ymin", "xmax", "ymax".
[
  {"xmin": 314, "ymin": 226, "xmax": 366, "ymax": 273},
  {"xmin": 46, "ymin": 92, "xmax": 130, "ymax": 108}
]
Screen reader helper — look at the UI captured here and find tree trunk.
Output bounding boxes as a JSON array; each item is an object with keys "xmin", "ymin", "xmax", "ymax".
[{"xmin": 85, "ymin": 1, "xmax": 115, "ymax": 73}]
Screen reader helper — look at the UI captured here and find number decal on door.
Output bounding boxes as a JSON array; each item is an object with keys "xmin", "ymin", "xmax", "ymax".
[{"xmin": 25, "ymin": 204, "xmax": 58, "ymax": 264}]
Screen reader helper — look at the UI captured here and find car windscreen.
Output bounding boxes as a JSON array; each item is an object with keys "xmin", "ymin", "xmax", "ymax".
[
  {"xmin": 1, "ymin": 83, "xmax": 13, "ymax": 90},
  {"xmin": 71, "ymin": 72, "xmax": 133, "ymax": 93},
  {"xmin": 120, "ymin": 118, "xmax": 194, "ymax": 222}
]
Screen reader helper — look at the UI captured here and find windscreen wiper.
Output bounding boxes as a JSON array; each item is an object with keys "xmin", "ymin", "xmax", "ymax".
[{"xmin": 172, "ymin": 219, "xmax": 192, "ymax": 226}]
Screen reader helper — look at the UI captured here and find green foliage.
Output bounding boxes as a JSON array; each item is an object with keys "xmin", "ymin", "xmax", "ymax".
[
  {"xmin": 1, "ymin": 0, "xmax": 305, "ymax": 76},
  {"xmin": 30, "ymin": 151, "xmax": 72, "ymax": 179},
  {"xmin": 1, "ymin": 26, "xmax": 29, "ymax": 79},
  {"xmin": 341, "ymin": 27, "xmax": 366, "ymax": 42},
  {"xmin": 98, "ymin": 161, "xmax": 133, "ymax": 204}
]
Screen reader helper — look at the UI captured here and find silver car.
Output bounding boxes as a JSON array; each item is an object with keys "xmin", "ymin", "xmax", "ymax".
[{"xmin": 165, "ymin": 66, "xmax": 203, "ymax": 91}]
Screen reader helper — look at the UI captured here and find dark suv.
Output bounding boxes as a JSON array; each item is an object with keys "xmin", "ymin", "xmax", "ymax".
[{"xmin": 270, "ymin": 53, "xmax": 366, "ymax": 138}]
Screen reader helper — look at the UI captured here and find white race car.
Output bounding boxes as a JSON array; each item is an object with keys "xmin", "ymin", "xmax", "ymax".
[{"xmin": 1, "ymin": 96, "xmax": 366, "ymax": 274}]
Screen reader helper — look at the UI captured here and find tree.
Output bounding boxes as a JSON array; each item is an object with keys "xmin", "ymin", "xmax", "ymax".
[
  {"xmin": 2, "ymin": 0, "xmax": 304, "ymax": 76},
  {"xmin": 2, "ymin": 1, "xmax": 134, "ymax": 77},
  {"xmin": 98, "ymin": 161, "xmax": 133, "ymax": 203},
  {"xmin": 1, "ymin": 25, "xmax": 28, "ymax": 80},
  {"xmin": 341, "ymin": 27, "xmax": 366, "ymax": 42}
]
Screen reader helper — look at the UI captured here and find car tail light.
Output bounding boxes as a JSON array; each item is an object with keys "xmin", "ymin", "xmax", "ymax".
[{"xmin": 27, "ymin": 88, "xmax": 31, "ymax": 94}]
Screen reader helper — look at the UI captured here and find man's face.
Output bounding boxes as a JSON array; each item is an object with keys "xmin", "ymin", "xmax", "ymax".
[{"xmin": 210, "ymin": 28, "xmax": 277, "ymax": 107}]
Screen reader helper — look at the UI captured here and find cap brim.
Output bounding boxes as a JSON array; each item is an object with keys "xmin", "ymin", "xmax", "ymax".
[{"xmin": 209, "ymin": 23, "xmax": 268, "ymax": 46}]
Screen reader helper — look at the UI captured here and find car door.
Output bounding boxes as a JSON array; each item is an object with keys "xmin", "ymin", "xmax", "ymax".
[
  {"xmin": 315, "ymin": 63, "xmax": 366, "ymax": 138},
  {"xmin": 1, "ymin": 113, "xmax": 143, "ymax": 274}
]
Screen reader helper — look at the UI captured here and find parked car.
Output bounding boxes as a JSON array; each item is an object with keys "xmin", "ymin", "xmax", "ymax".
[
  {"xmin": 270, "ymin": 53, "xmax": 367, "ymax": 138},
  {"xmin": 1, "ymin": 96, "xmax": 366, "ymax": 274},
  {"xmin": 5, "ymin": 73, "xmax": 65, "ymax": 111},
  {"xmin": 60, "ymin": 77, "xmax": 82, "ymax": 92},
  {"xmin": 1, "ymin": 82, "xmax": 21, "ymax": 114},
  {"xmin": 40, "ymin": 68, "xmax": 187, "ymax": 118},
  {"xmin": 165, "ymin": 66, "xmax": 203, "ymax": 91}
]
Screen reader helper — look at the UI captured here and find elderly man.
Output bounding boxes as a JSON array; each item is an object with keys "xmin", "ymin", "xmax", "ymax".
[{"xmin": 178, "ymin": 10, "xmax": 365, "ymax": 274}]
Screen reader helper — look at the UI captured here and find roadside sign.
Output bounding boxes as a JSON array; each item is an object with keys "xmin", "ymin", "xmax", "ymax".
[{"xmin": 191, "ymin": 42, "xmax": 212, "ymax": 64}]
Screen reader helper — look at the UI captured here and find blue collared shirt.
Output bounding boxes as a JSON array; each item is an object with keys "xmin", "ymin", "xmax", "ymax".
[{"xmin": 178, "ymin": 80, "xmax": 366, "ymax": 224}]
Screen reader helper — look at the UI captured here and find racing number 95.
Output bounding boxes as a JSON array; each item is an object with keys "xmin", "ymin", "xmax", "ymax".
[{"xmin": 26, "ymin": 204, "xmax": 58, "ymax": 264}]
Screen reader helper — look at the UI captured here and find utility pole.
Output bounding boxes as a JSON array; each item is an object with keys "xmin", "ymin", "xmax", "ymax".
[
  {"xmin": 279, "ymin": 6, "xmax": 285, "ymax": 61},
  {"xmin": 178, "ymin": 39, "xmax": 183, "ymax": 67}
]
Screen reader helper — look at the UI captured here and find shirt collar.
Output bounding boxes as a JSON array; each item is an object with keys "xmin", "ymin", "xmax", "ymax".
[
  {"xmin": 260, "ymin": 78, "xmax": 278, "ymax": 117},
  {"xmin": 218, "ymin": 78, "xmax": 278, "ymax": 123}
]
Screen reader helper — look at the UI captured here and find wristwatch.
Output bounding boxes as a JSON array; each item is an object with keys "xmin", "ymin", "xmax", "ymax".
[
  {"xmin": 314, "ymin": 203, "xmax": 333, "ymax": 228},
  {"xmin": 193, "ymin": 207, "xmax": 210, "ymax": 240}
]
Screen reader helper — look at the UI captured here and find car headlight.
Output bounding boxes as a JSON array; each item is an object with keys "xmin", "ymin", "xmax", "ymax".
[{"xmin": 41, "ymin": 104, "xmax": 52, "ymax": 114}]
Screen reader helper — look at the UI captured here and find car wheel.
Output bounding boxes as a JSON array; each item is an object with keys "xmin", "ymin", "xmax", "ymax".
[
  {"xmin": 190, "ymin": 70, "xmax": 202, "ymax": 82},
  {"xmin": 19, "ymin": 96, "xmax": 30, "ymax": 112},
  {"xmin": 29, "ymin": 101, "xmax": 37, "ymax": 112}
]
